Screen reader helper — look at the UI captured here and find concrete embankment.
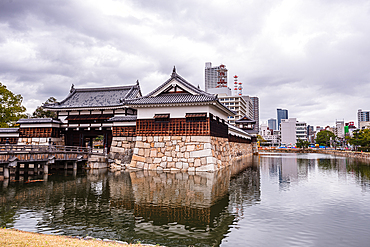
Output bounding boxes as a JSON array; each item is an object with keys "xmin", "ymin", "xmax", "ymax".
[{"xmin": 259, "ymin": 148, "xmax": 370, "ymax": 161}]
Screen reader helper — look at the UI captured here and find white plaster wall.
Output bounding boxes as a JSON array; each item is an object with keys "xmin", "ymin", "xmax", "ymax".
[{"xmin": 137, "ymin": 105, "xmax": 229, "ymax": 121}]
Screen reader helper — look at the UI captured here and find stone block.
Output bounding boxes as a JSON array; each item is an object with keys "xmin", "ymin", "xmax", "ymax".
[
  {"xmin": 196, "ymin": 164, "xmax": 216, "ymax": 172},
  {"xmin": 154, "ymin": 142, "xmax": 165, "ymax": 148},
  {"xmin": 176, "ymin": 162, "xmax": 183, "ymax": 169},
  {"xmin": 177, "ymin": 152, "xmax": 184, "ymax": 158},
  {"xmin": 180, "ymin": 146, "xmax": 186, "ymax": 152},
  {"xmin": 204, "ymin": 143, "xmax": 212, "ymax": 149},
  {"xmin": 191, "ymin": 136, "xmax": 211, "ymax": 143},
  {"xmin": 144, "ymin": 143, "xmax": 151, "ymax": 149},
  {"xmin": 145, "ymin": 149, "xmax": 150, "ymax": 157},
  {"xmin": 172, "ymin": 140, "xmax": 177, "ymax": 145},
  {"xmin": 149, "ymin": 164, "xmax": 157, "ymax": 170},
  {"xmin": 136, "ymin": 136, "xmax": 143, "ymax": 141},
  {"xmin": 138, "ymin": 149, "xmax": 145, "ymax": 156},
  {"xmin": 201, "ymin": 157, "xmax": 207, "ymax": 165},
  {"xmin": 136, "ymin": 162, "xmax": 144, "ymax": 169},
  {"xmin": 186, "ymin": 145, "xmax": 195, "ymax": 151},
  {"xmin": 162, "ymin": 156, "xmax": 167, "ymax": 161},
  {"xmin": 111, "ymin": 141, "xmax": 118, "ymax": 146},
  {"xmin": 154, "ymin": 136, "xmax": 159, "ymax": 142},
  {"xmin": 150, "ymin": 149, "xmax": 157, "ymax": 157},
  {"xmin": 133, "ymin": 148, "xmax": 139, "ymax": 155},
  {"xmin": 117, "ymin": 141, "xmax": 122, "ymax": 147},
  {"xmin": 167, "ymin": 162, "xmax": 175, "ymax": 168},
  {"xmin": 183, "ymin": 163, "xmax": 189, "ymax": 169},
  {"xmin": 132, "ymin": 155, "xmax": 145, "ymax": 162},
  {"xmin": 207, "ymin": 157, "xmax": 217, "ymax": 164},
  {"xmin": 190, "ymin": 149, "xmax": 212, "ymax": 158},
  {"xmin": 167, "ymin": 157, "xmax": 173, "ymax": 162},
  {"xmin": 188, "ymin": 167, "xmax": 195, "ymax": 172},
  {"xmin": 172, "ymin": 136, "xmax": 182, "ymax": 140},
  {"xmin": 164, "ymin": 136, "xmax": 171, "ymax": 141},
  {"xmin": 194, "ymin": 159, "xmax": 201, "ymax": 167},
  {"xmin": 160, "ymin": 162, "xmax": 167, "ymax": 168},
  {"xmin": 175, "ymin": 145, "xmax": 180, "ymax": 151},
  {"xmin": 154, "ymin": 158, "xmax": 161, "ymax": 163},
  {"xmin": 171, "ymin": 168, "xmax": 180, "ymax": 172}
]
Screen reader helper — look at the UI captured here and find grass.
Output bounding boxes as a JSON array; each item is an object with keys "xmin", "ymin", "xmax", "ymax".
[{"xmin": 0, "ymin": 228, "xmax": 155, "ymax": 247}]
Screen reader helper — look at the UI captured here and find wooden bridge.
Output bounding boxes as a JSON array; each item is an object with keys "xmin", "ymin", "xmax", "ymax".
[{"xmin": 0, "ymin": 144, "xmax": 106, "ymax": 179}]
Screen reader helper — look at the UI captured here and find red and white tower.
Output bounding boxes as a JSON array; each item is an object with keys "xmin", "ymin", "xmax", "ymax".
[
  {"xmin": 234, "ymin": 75, "xmax": 238, "ymax": 96},
  {"xmin": 216, "ymin": 64, "xmax": 228, "ymax": 88}
]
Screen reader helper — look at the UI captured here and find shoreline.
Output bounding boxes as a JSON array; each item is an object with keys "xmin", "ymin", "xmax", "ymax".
[
  {"xmin": 0, "ymin": 228, "xmax": 162, "ymax": 247},
  {"xmin": 259, "ymin": 148, "xmax": 370, "ymax": 161}
]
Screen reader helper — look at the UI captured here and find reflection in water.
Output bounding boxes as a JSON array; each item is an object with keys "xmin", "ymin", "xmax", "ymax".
[
  {"xmin": 2, "ymin": 154, "xmax": 370, "ymax": 246},
  {"xmin": 0, "ymin": 156, "xmax": 259, "ymax": 247}
]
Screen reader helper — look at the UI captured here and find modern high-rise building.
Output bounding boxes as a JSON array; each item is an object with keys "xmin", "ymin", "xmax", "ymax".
[
  {"xmin": 205, "ymin": 62, "xmax": 228, "ymax": 92},
  {"xmin": 251, "ymin": 97, "xmax": 259, "ymax": 132},
  {"xmin": 358, "ymin": 109, "xmax": 370, "ymax": 129},
  {"xmin": 268, "ymin": 118, "xmax": 277, "ymax": 130},
  {"xmin": 277, "ymin": 108, "xmax": 288, "ymax": 130}
]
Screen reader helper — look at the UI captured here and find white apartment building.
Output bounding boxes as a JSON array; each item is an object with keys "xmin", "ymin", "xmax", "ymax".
[
  {"xmin": 335, "ymin": 120, "xmax": 345, "ymax": 139},
  {"xmin": 280, "ymin": 118, "xmax": 307, "ymax": 146},
  {"xmin": 259, "ymin": 123, "xmax": 279, "ymax": 145},
  {"xmin": 218, "ymin": 95, "xmax": 254, "ymax": 125}
]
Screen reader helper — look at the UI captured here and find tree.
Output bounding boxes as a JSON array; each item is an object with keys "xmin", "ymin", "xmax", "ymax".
[
  {"xmin": 0, "ymin": 82, "xmax": 27, "ymax": 128},
  {"xmin": 348, "ymin": 129, "xmax": 370, "ymax": 148},
  {"xmin": 316, "ymin": 130, "xmax": 336, "ymax": 146},
  {"xmin": 296, "ymin": 138, "xmax": 310, "ymax": 148},
  {"xmin": 32, "ymin": 97, "xmax": 57, "ymax": 118}
]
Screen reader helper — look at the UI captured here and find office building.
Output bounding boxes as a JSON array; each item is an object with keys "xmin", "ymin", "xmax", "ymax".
[
  {"xmin": 205, "ymin": 62, "xmax": 228, "ymax": 92},
  {"xmin": 268, "ymin": 118, "xmax": 277, "ymax": 130},
  {"xmin": 358, "ymin": 109, "xmax": 370, "ymax": 129},
  {"xmin": 280, "ymin": 118, "xmax": 307, "ymax": 146},
  {"xmin": 277, "ymin": 108, "xmax": 288, "ymax": 130},
  {"xmin": 251, "ymin": 97, "xmax": 259, "ymax": 132},
  {"xmin": 218, "ymin": 95, "xmax": 253, "ymax": 126}
]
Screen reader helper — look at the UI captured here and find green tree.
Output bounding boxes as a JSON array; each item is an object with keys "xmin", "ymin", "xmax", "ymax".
[
  {"xmin": 348, "ymin": 129, "xmax": 370, "ymax": 147},
  {"xmin": 316, "ymin": 130, "xmax": 336, "ymax": 146},
  {"xmin": 32, "ymin": 97, "xmax": 57, "ymax": 118},
  {"xmin": 0, "ymin": 82, "xmax": 27, "ymax": 128},
  {"xmin": 296, "ymin": 138, "xmax": 310, "ymax": 148}
]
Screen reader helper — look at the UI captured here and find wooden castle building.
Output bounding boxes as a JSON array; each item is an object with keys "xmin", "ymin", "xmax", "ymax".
[{"xmin": 1, "ymin": 68, "xmax": 257, "ymax": 172}]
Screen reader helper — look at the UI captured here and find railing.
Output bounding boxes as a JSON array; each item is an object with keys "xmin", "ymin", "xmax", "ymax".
[{"xmin": 0, "ymin": 144, "xmax": 105, "ymax": 155}]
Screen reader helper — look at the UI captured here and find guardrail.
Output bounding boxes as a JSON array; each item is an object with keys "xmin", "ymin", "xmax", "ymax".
[{"xmin": 0, "ymin": 144, "xmax": 106, "ymax": 155}]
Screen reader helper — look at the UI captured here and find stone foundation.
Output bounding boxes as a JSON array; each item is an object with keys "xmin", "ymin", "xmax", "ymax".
[
  {"xmin": 126, "ymin": 135, "xmax": 254, "ymax": 172},
  {"xmin": 109, "ymin": 136, "xmax": 136, "ymax": 170}
]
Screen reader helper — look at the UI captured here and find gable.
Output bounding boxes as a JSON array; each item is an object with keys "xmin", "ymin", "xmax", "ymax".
[{"xmin": 150, "ymin": 78, "xmax": 198, "ymax": 97}]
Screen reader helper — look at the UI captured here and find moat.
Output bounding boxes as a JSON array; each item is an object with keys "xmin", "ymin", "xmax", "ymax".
[{"xmin": 1, "ymin": 153, "xmax": 370, "ymax": 247}]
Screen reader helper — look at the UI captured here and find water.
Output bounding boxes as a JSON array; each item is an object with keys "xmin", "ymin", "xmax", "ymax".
[{"xmin": 1, "ymin": 153, "xmax": 370, "ymax": 246}]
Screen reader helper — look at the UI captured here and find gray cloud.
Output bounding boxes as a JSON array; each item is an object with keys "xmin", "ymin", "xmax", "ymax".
[{"xmin": 0, "ymin": 0, "xmax": 369, "ymax": 126}]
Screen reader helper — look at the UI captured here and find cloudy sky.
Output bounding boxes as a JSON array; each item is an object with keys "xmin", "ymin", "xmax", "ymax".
[{"xmin": 0, "ymin": 0, "xmax": 369, "ymax": 127}]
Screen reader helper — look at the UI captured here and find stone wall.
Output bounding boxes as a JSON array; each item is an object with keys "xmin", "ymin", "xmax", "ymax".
[
  {"xmin": 126, "ymin": 135, "xmax": 255, "ymax": 172},
  {"xmin": 109, "ymin": 136, "xmax": 136, "ymax": 169},
  {"xmin": 17, "ymin": 137, "xmax": 63, "ymax": 146}
]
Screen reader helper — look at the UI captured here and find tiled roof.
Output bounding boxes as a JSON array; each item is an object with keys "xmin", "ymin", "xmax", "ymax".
[
  {"xmin": 16, "ymin": 118, "xmax": 62, "ymax": 124},
  {"xmin": 44, "ymin": 84, "xmax": 141, "ymax": 109},
  {"xmin": 108, "ymin": 115, "xmax": 137, "ymax": 122},
  {"xmin": 126, "ymin": 93, "xmax": 216, "ymax": 105}
]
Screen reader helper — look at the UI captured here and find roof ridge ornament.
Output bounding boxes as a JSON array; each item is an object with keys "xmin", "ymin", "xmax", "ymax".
[
  {"xmin": 70, "ymin": 84, "xmax": 75, "ymax": 93},
  {"xmin": 136, "ymin": 80, "xmax": 139, "ymax": 86},
  {"xmin": 171, "ymin": 66, "xmax": 177, "ymax": 77}
]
